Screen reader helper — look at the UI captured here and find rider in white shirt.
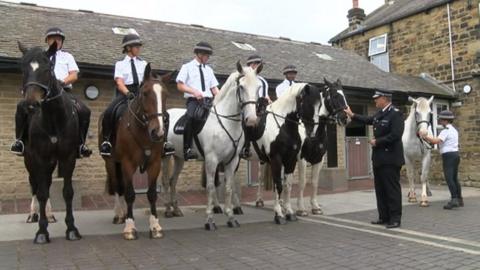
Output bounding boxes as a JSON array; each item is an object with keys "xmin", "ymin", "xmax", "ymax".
[{"xmin": 275, "ymin": 65, "xmax": 298, "ymax": 99}]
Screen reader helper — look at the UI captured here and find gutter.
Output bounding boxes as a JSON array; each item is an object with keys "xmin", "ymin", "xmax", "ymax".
[{"xmin": 447, "ymin": 3, "xmax": 456, "ymax": 92}]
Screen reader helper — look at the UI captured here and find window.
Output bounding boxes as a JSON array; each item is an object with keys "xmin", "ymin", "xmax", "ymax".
[
  {"xmin": 433, "ymin": 100, "xmax": 450, "ymax": 136},
  {"xmin": 112, "ymin": 27, "xmax": 138, "ymax": 36},
  {"xmin": 315, "ymin": 53, "xmax": 334, "ymax": 61},
  {"xmin": 231, "ymin": 41, "xmax": 256, "ymax": 51},
  {"xmin": 368, "ymin": 34, "xmax": 389, "ymax": 72}
]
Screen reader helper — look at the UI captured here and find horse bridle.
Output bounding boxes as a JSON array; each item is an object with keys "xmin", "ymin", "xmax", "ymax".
[
  {"xmin": 322, "ymin": 86, "xmax": 347, "ymax": 124},
  {"xmin": 22, "ymin": 66, "xmax": 63, "ymax": 103},
  {"xmin": 415, "ymin": 110, "xmax": 434, "ymax": 150},
  {"xmin": 127, "ymin": 81, "xmax": 164, "ymax": 129}
]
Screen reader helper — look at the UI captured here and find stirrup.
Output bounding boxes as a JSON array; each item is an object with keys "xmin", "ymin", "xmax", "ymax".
[
  {"xmin": 10, "ymin": 140, "xmax": 24, "ymax": 156},
  {"xmin": 100, "ymin": 141, "xmax": 112, "ymax": 156},
  {"xmin": 79, "ymin": 144, "xmax": 92, "ymax": 158},
  {"xmin": 163, "ymin": 142, "xmax": 175, "ymax": 156}
]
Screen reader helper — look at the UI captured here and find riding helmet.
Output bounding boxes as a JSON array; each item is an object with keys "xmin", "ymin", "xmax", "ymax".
[
  {"xmin": 44, "ymin": 27, "xmax": 65, "ymax": 42},
  {"xmin": 246, "ymin": 54, "xmax": 263, "ymax": 65},
  {"xmin": 193, "ymin": 42, "xmax": 213, "ymax": 55},
  {"xmin": 283, "ymin": 64, "xmax": 297, "ymax": 75},
  {"xmin": 438, "ymin": 110, "xmax": 455, "ymax": 120}
]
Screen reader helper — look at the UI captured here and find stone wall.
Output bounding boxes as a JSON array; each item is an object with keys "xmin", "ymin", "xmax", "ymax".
[{"xmin": 333, "ymin": 0, "xmax": 480, "ymax": 186}]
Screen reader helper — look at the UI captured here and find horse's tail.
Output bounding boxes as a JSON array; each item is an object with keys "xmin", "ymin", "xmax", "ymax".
[
  {"xmin": 262, "ymin": 163, "xmax": 273, "ymax": 191},
  {"xmin": 201, "ymin": 163, "xmax": 222, "ymax": 188}
]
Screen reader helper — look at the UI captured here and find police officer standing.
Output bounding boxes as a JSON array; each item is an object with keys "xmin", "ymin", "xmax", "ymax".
[
  {"xmin": 11, "ymin": 27, "xmax": 92, "ymax": 158},
  {"xmin": 176, "ymin": 42, "xmax": 219, "ymax": 160},
  {"xmin": 344, "ymin": 90, "xmax": 405, "ymax": 229},
  {"xmin": 275, "ymin": 64, "xmax": 297, "ymax": 99}
]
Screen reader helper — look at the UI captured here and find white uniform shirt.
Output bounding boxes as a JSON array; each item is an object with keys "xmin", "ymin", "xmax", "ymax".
[
  {"xmin": 51, "ymin": 50, "xmax": 79, "ymax": 89},
  {"xmin": 114, "ymin": 55, "xmax": 147, "ymax": 85},
  {"xmin": 257, "ymin": 75, "xmax": 269, "ymax": 99},
  {"xmin": 275, "ymin": 79, "xmax": 295, "ymax": 98},
  {"xmin": 176, "ymin": 59, "xmax": 219, "ymax": 98},
  {"xmin": 438, "ymin": 124, "xmax": 459, "ymax": 154}
]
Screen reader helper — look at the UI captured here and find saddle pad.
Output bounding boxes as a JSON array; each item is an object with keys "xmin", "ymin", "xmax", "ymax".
[{"xmin": 173, "ymin": 114, "xmax": 208, "ymax": 135}]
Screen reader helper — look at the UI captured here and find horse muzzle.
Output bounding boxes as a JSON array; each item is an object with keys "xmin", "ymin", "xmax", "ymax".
[
  {"xmin": 149, "ymin": 128, "xmax": 164, "ymax": 142},
  {"xmin": 244, "ymin": 115, "xmax": 258, "ymax": 128}
]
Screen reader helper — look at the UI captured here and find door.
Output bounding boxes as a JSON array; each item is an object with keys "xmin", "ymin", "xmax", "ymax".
[{"xmin": 345, "ymin": 104, "xmax": 371, "ymax": 180}]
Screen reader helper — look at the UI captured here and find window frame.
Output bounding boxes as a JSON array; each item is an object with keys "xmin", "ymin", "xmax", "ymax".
[{"xmin": 368, "ymin": 33, "xmax": 388, "ymax": 56}]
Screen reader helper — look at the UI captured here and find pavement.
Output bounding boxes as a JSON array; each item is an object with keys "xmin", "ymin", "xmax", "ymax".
[{"xmin": 0, "ymin": 185, "xmax": 479, "ymax": 269}]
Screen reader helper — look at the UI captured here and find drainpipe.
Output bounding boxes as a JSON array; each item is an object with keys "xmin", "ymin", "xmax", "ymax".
[{"xmin": 447, "ymin": 3, "xmax": 456, "ymax": 92}]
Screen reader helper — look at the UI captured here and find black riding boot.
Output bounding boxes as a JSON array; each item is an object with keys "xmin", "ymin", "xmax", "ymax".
[
  {"xmin": 11, "ymin": 101, "xmax": 29, "ymax": 156},
  {"xmin": 183, "ymin": 116, "xmax": 198, "ymax": 160},
  {"xmin": 78, "ymin": 107, "xmax": 92, "ymax": 158},
  {"xmin": 163, "ymin": 111, "xmax": 175, "ymax": 156},
  {"xmin": 100, "ymin": 117, "xmax": 113, "ymax": 156}
]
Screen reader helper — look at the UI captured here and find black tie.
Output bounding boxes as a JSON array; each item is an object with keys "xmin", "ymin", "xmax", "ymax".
[
  {"xmin": 199, "ymin": 64, "xmax": 206, "ymax": 92},
  {"xmin": 289, "ymin": 80, "xmax": 292, "ymax": 86},
  {"xmin": 131, "ymin": 59, "xmax": 139, "ymax": 86}
]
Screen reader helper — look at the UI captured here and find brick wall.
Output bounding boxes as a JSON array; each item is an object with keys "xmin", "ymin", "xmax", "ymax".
[{"xmin": 333, "ymin": 0, "xmax": 480, "ymax": 186}]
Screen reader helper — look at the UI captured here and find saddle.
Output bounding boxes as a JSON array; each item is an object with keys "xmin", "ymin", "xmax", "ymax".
[{"xmin": 174, "ymin": 98, "xmax": 213, "ymax": 135}]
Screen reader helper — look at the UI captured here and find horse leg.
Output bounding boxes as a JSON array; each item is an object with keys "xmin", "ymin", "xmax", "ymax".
[
  {"xmin": 310, "ymin": 161, "xmax": 324, "ymax": 215},
  {"xmin": 224, "ymin": 163, "xmax": 240, "ymax": 228},
  {"xmin": 271, "ymin": 158, "xmax": 286, "ymax": 225},
  {"xmin": 204, "ymin": 161, "xmax": 218, "ymax": 231},
  {"xmin": 170, "ymin": 156, "xmax": 184, "ymax": 217},
  {"xmin": 122, "ymin": 164, "xmax": 138, "ymax": 240},
  {"xmin": 212, "ymin": 166, "xmax": 223, "ymax": 214},
  {"xmin": 46, "ymin": 199, "xmax": 57, "ymax": 223},
  {"xmin": 61, "ymin": 159, "xmax": 81, "ymax": 241},
  {"xmin": 255, "ymin": 163, "xmax": 266, "ymax": 208},
  {"xmin": 33, "ymin": 176, "xmax": 50, "ymax": 244},
  {"xmin": 296, "ymin": 159, "xmax": 308, "ymax": 216},
  {"xmin": 420, "ymin": 153, "xmax": 432, "ymax": 207},
  {"xmin": 284, "ymin": 172, "xmax": 297, "ymax": 221},
  {"xmin": 161, "ymin": 156, "xmax": 174, "ymax": 218},
  {"xmin": 147, "ymin": 165, "xmax": 163, "ymax": 239},
  {"xmin": 405, "ymin": 157, "xmax": 417, "ymax": 203},
  {"xmin": 112, "ymin": 193, "xmax": 126, "ymax": 224},
  {"xmin": 26, "ymin": 195, "xmax": 39, "ymax": 223},
  {"xmin": 232, "ymin": 181, "xmax": 243, "ymax": 215}
]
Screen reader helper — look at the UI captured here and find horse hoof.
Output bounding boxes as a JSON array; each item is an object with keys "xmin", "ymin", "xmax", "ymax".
[
  {"xmin": 274, "ymin": 215, "xmax": 287, "ymax": 225},
  {"xmin": 172, "ymin": 208, "xmax": 184, "ymax": 217},
  {"xmin": 149, "ymin": 229, "xmax": 164, "ymax": 239},
  {"xmin": 204, "ymin": 222, "xmax": 217, "ymax": 231},
  {"xmin": 26, "ymin": 213, "xmax": 39, "ymax": 223},
  {"xmin": 213, "ymin": 206, "xmax": 223, "ymax": 214},
  {"xmin": 255, "ymin": 200, "xmax": 264, "ymax": 208},
  {"xmin": 66, "ymin": 229, "xmax": 82, "ymax": 241},
  {"xmin": 408, "ymin": 197, "xmax": 418, "ymax": 203},
  {"xmin": 311, "ymin": 208, "xmax": 323, "ymax": 215},
  {"xmin": 123, "ymin": 229, "xmax": 138, "ymax": 240},
  {"xmin": 47, "ymin": 215, "xmax": 57, "ymax": 223},
  {"xmin": 286, "ymin": 213, "xmax": 298, "ymax": 221},
  {"xmin": 233, "ymin": 207, "xmax": 244, "ymax": 215},
  {"xmin": 420, "ymin": 201, "xmax": 429, "ymax": 207},
  {"xmin": 164, "ymin": 210, "xmax": 174, "ymax": 218},
  {"xmin": 34, "ymin": 233, "xmax": 50, "ymax": 244},
  {"xmin": 296, "ymin": 210, "xmax": 308, "ymax": 217},
  {"xmin": 427, "ymin": 190, "xmax": 433, "ymax": 197},
  {"xmin": 227, "ymin": 220, "xmax": 240, "ymax": 228},
  {"xmin": 112, "ymin": 216, "xmax": 126, "ymax": 224}
]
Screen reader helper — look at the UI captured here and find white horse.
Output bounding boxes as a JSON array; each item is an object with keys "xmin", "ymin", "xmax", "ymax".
[
  {"xmin": 250, "ymin": 83, "xmax": 323, "ymax": 224},
  {"xmin": 161, "ymin": 62, "xmax": 260, "ymax": 230},
  {"xmin": 403, "ymin": 96, "xmax": 434, "ymax": 207}
]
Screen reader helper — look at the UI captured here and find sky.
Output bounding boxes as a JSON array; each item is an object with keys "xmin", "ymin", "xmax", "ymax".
[{"xmin": 4, "ymin": 0, "xmax": 385, "ymax": 44}]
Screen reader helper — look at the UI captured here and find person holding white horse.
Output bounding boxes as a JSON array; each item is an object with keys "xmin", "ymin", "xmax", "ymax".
[
  {"xmin": 240, "ymin": 54, "xmax": 270, "ymax": 159},
  {"xmin": 344, "ymin": 89, "xmax": 405, "ymax": 229},
  {"xmin": 275, "ymin": 64, "xmax": 297, "ymax": 99},
  {"xmin": 421, "ymin": 110, "xmax": 463, "ymax": 209},
  {"xmin": 176, "ymin": 42, "xmax": 220, "ymax": 160}
]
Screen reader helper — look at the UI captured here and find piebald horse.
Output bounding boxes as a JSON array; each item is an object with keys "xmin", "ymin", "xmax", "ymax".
[
  {"xmin": 403, "ymin": 96, "xmax": 434, "ymax": 207},
  {"xmin": 161, "ymin": 62, "xmax": 259, "ymax": 230},
  {"xmin": 99, "ymin": 64, "xmax": 171, "ymax": 240}
]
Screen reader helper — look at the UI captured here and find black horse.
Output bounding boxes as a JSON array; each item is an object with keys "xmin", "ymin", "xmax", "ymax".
[{"xmin": 18, "ymin": 41, "xmax": 81, "ymax": 244}]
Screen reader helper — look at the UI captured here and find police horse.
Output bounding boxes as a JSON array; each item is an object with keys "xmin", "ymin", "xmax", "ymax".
[
  {"xmin": 161, "ymin": 62, "xmax": 260, "ymax": 230},
  {"xmin": 17, "ymin": 41, "xmax": 82, "ymax": 243},
  {"xmin": 403, "ymin": 96, "xmax": 434, "ymax": 207},
  {"xmin": 253, "ymin": 79, "xmax": 349, "ymax": 218},
  {"xmin": 99, "ymin": 64, "xmax": 170, "ymax": 240}
]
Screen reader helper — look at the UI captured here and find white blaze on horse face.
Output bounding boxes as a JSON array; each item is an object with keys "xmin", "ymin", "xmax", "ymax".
[
  {"xmin": 241, "ymin": 68, "xmax": 259, "ymax": 127},
  {"xmin": 318, "ymin": 91, "xmax": 329, "ymax": 118},
  {"xmin": 415, "ymin": 97, "xmax": 432, "ymax": 137},
  {"xmin": 153, "ymin": 83, "xmax": 164, "ymax": 137},
  {"xmin": 30, "ymin": 61, "xmax": 39, "ymax": 72}
]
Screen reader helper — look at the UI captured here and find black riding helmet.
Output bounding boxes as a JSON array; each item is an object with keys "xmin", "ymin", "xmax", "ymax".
[
  {"xmin": 283, "ymin": 64, "xmax": 297, "ymax": 75},
  {"xmin": 438, "ymin": 110, "xmax": 455, "ymax": 120},
  {"xmin": 122, "ymin": 34, "xmax": 143, "ymax": 53},
  {"xmin": 193, "ymin": 42, "xmax": 213, "ymax": 55},
  {"xmin": 44, "ymin": 27, "xmax": 65, "ymax": 42},
  {"xmin": 246, "ymin": 54, "xmax": 262, "ymax": 65}
]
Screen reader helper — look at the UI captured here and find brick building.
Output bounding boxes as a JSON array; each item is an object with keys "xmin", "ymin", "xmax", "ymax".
[
  {"xmin": 330, "ymin": 0, "xmax": 480, "ymax": 186},
  {"xmin": 0, "ymin": 1, "xmax": 452, "ymax": 200}
]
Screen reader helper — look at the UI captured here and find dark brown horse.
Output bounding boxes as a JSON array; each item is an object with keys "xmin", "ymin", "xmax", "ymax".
[
  {"xmin": 17, "ymin": 41, "xmax": 81, "ymax": 244},
  {"xmin": 99, "ymin": 64, "xmax": 172, "ymax": 240}
]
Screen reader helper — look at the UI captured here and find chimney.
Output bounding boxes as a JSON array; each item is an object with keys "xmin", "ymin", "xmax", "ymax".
[{"xmin": 347, "ymin": 0, "xmax": 366, "ymax": 30}]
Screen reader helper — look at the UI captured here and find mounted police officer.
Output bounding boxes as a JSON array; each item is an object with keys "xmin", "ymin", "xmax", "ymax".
[
  {"xmin": 239, "ymin": 54, "xmax": 269, "ymax": 159},
  {"xmin": 11, "ymin": 27, "xmax": 92, "ymax": 158},
  {"xmin": 176, "ymin": 42, "xmax": 220, "ymax": 160},
  {"xmin": 344, "ymin": 90, "xmax": 405, "ymax": 229},
  {"xmin": 275, "ymin": 64, "xmax": 297, "ymax": 99},
  {"xmin": 99, "ymin": 34, "xmax": 175, "ymax": 156}
]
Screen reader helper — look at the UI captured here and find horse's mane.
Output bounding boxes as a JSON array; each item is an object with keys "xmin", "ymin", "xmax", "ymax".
[
  {"xmin": 270, "ymin": 83, "xmax": 307, "ymax": 112},
  {"xmin": 213, "ymin": 66, "xmax": 257, "ymax": 106},
  {"xmin": 415, "ymin": 97, "xmax": 431, "ymax": 111}
]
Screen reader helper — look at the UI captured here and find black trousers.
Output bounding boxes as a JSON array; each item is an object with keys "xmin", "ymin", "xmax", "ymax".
[
  {"xmin": 442, "ymin": 151, "xmax": 461, "ymax": 199},
  {"xmin": 373, "ymin": 165, "xmax": 402, "ymax": 223},
  {"xmin": 102, "ymin": 86, "xmax": 138, "ymax": 142},
  {"xmin": 65, "ymin": 91, "xmax": 91, "ymax": 145},
  {"xmin": 183, "ymin": 98, "xmax": 201, "ymax": 149}
]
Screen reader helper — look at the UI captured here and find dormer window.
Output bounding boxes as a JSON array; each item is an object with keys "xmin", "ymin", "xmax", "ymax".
[
  {"xmin": 368, "ymin": 34, "xmax": 389, "ymax": 72},
  {"xmin": 231, "ymin": 41, "xmax": 256, "ymax": 51}
]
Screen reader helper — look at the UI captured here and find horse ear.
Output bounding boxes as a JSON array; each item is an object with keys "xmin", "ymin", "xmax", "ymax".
[
  {"xmin": 46, "ymin": 41, "xmax": 57, "ymax": 58},
  {"xmin": 17, "ymin": 41, "xmax": 28, "ymax": 55},
  {"xmin": 256, "ymin": 63, "xmax": 263, "ymax": 75},
  {"xmin": 143, "ymin": 63, "xmax": 152, "ymax": 82},
  {"xmin": 428, "ymin": 95, "xmax": 434, "ymax": 104},
  {"xmin": 160, "ymin": 69, "xmax": 176, "ymax": 83},
  {"xmin": 236, "ymin": 60, "xmax": 243, "ymax": 74},
  {"xmin": 336, "ymin": 79, "xmax": 342, "ymax": 87},
  {"xmin": 323, "ymin": 77, "xmax": 331, "ymax": 86},
  {"xmin": 408, "ymin": 96, "xmax": 419, "ymax": 104}
]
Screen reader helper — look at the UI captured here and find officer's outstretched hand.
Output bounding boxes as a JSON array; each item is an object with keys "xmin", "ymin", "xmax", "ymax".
[{"xmin": 344, "ymin": 106, "xmax": 354, "ymax": 118}]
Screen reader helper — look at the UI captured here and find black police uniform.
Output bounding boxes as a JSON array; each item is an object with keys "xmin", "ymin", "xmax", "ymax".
[{"xmin": 353, "ymin": 103, "xmax": 405, "ymax": 225}]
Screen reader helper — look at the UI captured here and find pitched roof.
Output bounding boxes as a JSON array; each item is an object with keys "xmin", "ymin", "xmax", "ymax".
[
  {"xmin": 0, "ymin": 1, "xmax": 454, "ymax": 98},
  {"xmin": 329, "ymin": 0, "xmax": 453, "ymax": 43}
]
